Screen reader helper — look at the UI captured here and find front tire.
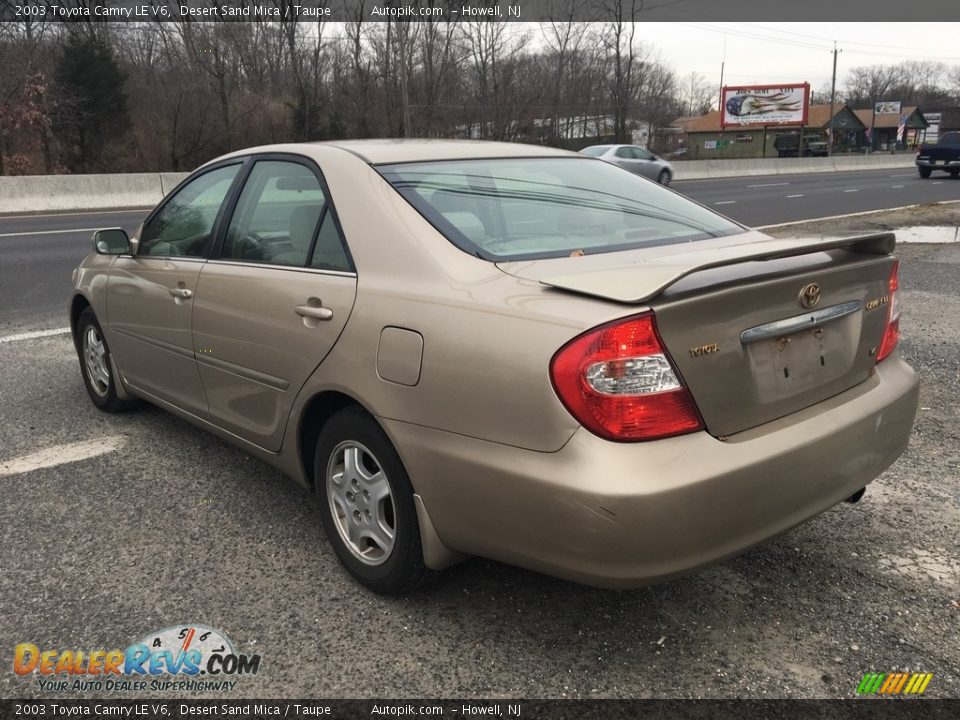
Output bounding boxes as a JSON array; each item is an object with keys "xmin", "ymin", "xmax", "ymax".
[
  {"xmin": 314, "ymin": 407, "xmax": 434, "ymax": 594},
  {"xmin": 657, "ymin": 169, "xmax": 672, "ymax": 185},
  {"xmin": 75, "ymin": 307, "xmax": 137, "ymax": 412},
  {"xmin": 919, "ymin": 166, "xmax": 932, "ymax": 178}
]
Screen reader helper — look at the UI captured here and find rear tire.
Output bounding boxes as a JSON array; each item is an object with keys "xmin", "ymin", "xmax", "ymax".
[
  {"xmin": 657, "ymin": 169, "xmax": 671, "ymax": 185},
  {"xmin": 919, "ymin": 167, "xmax": 932, "ymax": 178},
  {"xmin": 75, "ymin": 307, "xmax": 137, "ymax": 413},
  {"xmin": 314, "ymin": 407, "xmax": 435, "ymax": 594}
]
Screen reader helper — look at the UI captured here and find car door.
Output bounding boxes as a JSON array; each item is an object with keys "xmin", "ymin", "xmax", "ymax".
[
  {"xmin": 612, "ymin": 146, "xmax": 639, "ymax": 173},
  {"xmin": 633, "ymin": 148, "xmax": 659, "ymax": 179},
  {"xmin": 191, "ymin": 156, "xmax": 357, "ymax": 451},
  {"xmin": 106, "ymin": 162, "xmax": 242, "ymax": 416}
]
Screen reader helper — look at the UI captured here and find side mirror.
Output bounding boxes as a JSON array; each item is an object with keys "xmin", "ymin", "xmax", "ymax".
[{"xmin": 92, "ymin": 228, "xmax": 131, "ymax": 255}]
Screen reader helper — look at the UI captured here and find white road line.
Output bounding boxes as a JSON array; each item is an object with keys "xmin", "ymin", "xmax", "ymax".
[
  {"xmin": 0, "ymin": 208, "xmax": 150, "ymax": 221},
  {"xmin": 756, "ymin": 199, "xmax": 960, "ymax": 230},
  {"xmin": 932, "ymin": 181, "xmax": 943, "ymax": 185},
  {"xmin": 746, "ymin": 182, "xmax": 790, "ymax": 188},
  {"xmin": 786, "ymin": 194, "xmax": 805, "ymax": 198},
  {"xmin": 0, "ymin": 327, "xmax": 71, "ymax": 343},
  {"xmin": 843, "ymin": 189, "xmax": 859, "ymax": 193},
  {"xmin": 892, "ymin": 185, "xmax": 905, "ymax": 189},
  {"xmin": 889, "ymin": 173, "xmax": 915, "ymax": 177},
  {"xmin": 0, "ymin": 436, "xmax": 125, "ymax": 478},
  {"xmin": 0, "ymin": 227, "xmax": 99, "ymax": 239},
  {"xmin": 715, "ymin": 201, "xmax": 737, "ymax": 205}
]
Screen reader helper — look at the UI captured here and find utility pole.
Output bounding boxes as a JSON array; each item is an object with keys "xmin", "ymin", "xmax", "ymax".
[
  {"xmin": 828, "ymin": 41, "xmax": 840, "ymax": 157},
  {"xmin": 718, "ymin": 33, "xmax": 727, "ymax": 112}
]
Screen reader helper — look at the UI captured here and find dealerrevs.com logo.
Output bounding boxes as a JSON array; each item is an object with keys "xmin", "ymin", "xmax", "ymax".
[{"xmin": 13, "ymin": 624, "xmax": 261, "ymax": 692}]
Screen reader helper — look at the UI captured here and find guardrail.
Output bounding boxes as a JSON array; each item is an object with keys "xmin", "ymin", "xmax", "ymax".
[{"xmin": 0, "ymin": 155, "xmax": 918, "ymax": 214}]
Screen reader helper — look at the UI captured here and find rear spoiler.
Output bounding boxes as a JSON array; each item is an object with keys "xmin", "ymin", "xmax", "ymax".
[{"xmin": 539, "ymin": 232, "xmax": 895, "ymax": 304}]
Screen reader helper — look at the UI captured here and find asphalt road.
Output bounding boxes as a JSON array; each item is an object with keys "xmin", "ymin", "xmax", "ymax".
[
  {"xmin": 674, "ymin": 167, "xmax": 960, "ymax": 226},
  {"xmin": 0, "ymin": 170, "xmax": 958, "ymax": 702},
  {"xmin": 2, "ymin": 168, "xmax": 959, "ymax": 335},
  {"xmin": 0, "ymin": 209, "xmax": 148, "ymax": 335}
]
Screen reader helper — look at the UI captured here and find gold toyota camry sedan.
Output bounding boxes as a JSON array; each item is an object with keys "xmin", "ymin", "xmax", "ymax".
[{"xmin": 71, "ymin": 141, "xmax": 919, "ymax": 593}]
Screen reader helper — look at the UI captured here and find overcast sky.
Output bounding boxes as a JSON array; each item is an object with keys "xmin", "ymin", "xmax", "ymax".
[{"xmin": 602, "ymin": 23, "xmax": 960, "ymax": 95}]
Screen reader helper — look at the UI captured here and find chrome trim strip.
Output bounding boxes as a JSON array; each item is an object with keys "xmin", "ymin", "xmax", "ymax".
[
  {"xmin": 196, "ymin": 354, "xmax": 290, "ymax": 391},
  {"xmin": 204, "ymin": 259, "xmax": 357, "ymax": 278},
  {"xmin": 740, "ymin": 300, "xmax": 863, "ymax": 345}
]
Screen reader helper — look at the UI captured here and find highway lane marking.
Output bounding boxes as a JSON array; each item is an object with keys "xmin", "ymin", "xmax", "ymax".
[
  {"xmin": 843, "ymin": 189, "xmax": 859, "ymax": 193},
  {"xmin": 714, "ymin": 201, "xmax": 737, "ymax": 205},
  {"xmin": 932, "ymin": 181, "xmax": 944, "ymax": 185},
  {"xmin": 0, "ymin": 227, "xmax": 100, "ymax": 239},
  {"xmin": 746, "ymin": 182, "xmax": 790, "ymax": 188},
  {"xmin": 786, "ymin": 194, "xmax": 805, "ymax": 198},
  {"xmin": 756, "ymin": 199, "xmax": 960, "ymax": 229},
  {"xmin": 0, "ymin": 208, "xmax": 151, "ymax": 221},
  {"xmin": 892, "ymin": 185, "xmax": 905, "ymax": 189},
  {"xmin": 0, "ymin": 436, "xmax": 125, "ymax": 478},
  {"xmin": 0, "ymin": 327, "xmax": 71, "ymax": 343},
  {"xmin": 889, "ymin": 173, "xmax": 915, "ymax": 177}
]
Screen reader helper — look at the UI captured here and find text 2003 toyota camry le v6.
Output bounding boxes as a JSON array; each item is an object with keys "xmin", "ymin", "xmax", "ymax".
[{"xmin": 71, "ymin": 141, "xmax": 919, "ymax": 593}]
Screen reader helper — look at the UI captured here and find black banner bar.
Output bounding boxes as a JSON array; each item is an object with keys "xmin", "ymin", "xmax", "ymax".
[
  {"xmin": 3, "ymin": 700, "xmax": 960, "ymax": 720},
  {"xmin": 2, "ymin": 0, "xmax": 960, "ymax": 22}
]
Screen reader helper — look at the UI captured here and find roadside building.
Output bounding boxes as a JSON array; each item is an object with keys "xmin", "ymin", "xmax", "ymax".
[
  {"xmin": 673, "ymin": 104, "xmax": 865, "ymax": 160},
  {"xmin": 852, "ymin": 107, "xmax": 928, "ymax": 150}
]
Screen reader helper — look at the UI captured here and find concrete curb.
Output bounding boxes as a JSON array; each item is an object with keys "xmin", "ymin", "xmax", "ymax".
[
  {"xmin": 0, "ymin": 158, "xmax": 917, "ymax": 213},
  {"xmin": 674, "ymin": 154, "xmax": 915, "ymax": 181},
  {"xmin": 0, "ymin": 172, "xmax": 190, "ymax": 214}
]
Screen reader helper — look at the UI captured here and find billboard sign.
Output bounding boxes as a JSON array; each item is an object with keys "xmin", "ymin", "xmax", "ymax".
[
  {"xmin": 721, "ymin": 83, "xmax": 809, "ymax": 128},
  {"xmin": 875, "ymin": 101, "xmax": 902, "ymax": 114}
]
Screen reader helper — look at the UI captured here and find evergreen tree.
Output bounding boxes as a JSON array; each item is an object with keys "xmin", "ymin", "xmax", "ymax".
[{"xmin": 54, "ymin": 33, "xmax": 129, "ymax": 172}]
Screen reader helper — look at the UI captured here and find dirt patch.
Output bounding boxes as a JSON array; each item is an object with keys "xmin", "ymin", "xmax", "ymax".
[{"xmin": 763, "ymin": 201, "xmax": 960, "ymax": 237}]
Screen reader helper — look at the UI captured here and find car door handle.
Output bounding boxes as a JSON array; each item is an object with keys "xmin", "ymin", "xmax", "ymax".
[
  {"xmin": 295, "ymin": 303, "xmax": 333, "ymax": 321},
  {"xmin": 169, "ymin": 287, "xmax": 193, "ymax": 299}
]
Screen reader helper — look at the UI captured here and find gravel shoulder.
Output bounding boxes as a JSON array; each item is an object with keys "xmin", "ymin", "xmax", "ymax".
[
  {"xmin": 762, "ymin": 201, "xmax": 960, "ymax": 237},
  {"xmin": 0, "ymin": 210, "xmax": 957, "ymax": 701}
]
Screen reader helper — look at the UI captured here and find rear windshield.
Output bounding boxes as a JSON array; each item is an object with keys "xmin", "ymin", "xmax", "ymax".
[{"xmin": 378, "ymin": 157, "xmax": 743, "ymax": 261}]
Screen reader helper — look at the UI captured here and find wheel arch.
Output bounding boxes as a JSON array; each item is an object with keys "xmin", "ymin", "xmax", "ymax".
[
  {"xmin": 297, "ymin": 390, "xmax": 368, "ymax": 491},
  {"xmin": 69, "ymin": 293, "xmax": 92, "ymax": 350}
]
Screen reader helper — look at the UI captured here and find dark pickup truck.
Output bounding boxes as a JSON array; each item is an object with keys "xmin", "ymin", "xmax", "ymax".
[
  {"xmin": 774, "ymin": 134, "xmax": 829, "ymax": 158},
  {"xmin": 916, "ymin": 131, "xmax": 960, "ymax": 178}
]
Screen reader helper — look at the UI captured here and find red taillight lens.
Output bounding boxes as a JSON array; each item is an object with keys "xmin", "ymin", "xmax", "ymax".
[
  {"xmin": 550, "ymin": 313, "xmax": 703, "ymax": 441},
  {"xmin": 876, "ymin": 259, "xmax": 901, "ymax": 363}
]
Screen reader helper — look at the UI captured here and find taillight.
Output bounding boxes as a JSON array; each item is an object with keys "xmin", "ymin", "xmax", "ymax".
[
  {"xmin": 876, "ymin": 259, "xmax": 901, "ymax": 362},
  {"xmin": 550, "ymin": 313, "xmax": 703, "ymax": 441}
]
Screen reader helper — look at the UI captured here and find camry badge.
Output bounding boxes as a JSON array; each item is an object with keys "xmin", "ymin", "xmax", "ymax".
[{"xmin": 799, "ymin": 283, "xmax": 821, "ymax": 309}]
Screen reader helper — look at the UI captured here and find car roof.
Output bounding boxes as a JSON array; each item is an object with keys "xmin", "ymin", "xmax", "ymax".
[{"xmin": 314, "ymin": 139, "xmax": 575, "ymax": 164}]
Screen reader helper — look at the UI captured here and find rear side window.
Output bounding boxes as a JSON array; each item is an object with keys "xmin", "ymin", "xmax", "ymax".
[
  {"xmin": 379, "ymin": 158, "xmax": 742, "ymax": 261},
  {"xmin": 222, "ymin": 160, "xmax": 351, "ymax": 271},
  {"xmin": 580, "ymin": 146, "xmax": 609, "ymax": 157}
]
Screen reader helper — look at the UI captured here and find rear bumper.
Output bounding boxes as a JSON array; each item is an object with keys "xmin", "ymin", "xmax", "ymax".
[
  {"xmin": 916, "ymin": 158, "xmax": 960, "ymax": 168},
  {"xmin": 384, "ymin": 357, "xmax": 919, "ymax": 588}
]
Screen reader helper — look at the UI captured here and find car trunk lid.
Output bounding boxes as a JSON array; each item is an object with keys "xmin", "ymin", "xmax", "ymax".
[{"xmin": 498, "ymin": 231, "xmax": 897, "ymax": 437}]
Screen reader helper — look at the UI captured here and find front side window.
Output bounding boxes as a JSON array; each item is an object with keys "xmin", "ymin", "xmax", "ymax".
[
  {"xmin": 614, "ymin": 147, "xmax": 636, "ymax": 159},
  {"xmin": 379, "ymin": 158, "xmax": 743, "ymax": 261},
  {"xmin": 222, "ymin": 160, "xmax": 349, "ymax": 270},
  {"xmin": 140, "ymin": 164, "xmax": 239, "ymax": 257}
]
